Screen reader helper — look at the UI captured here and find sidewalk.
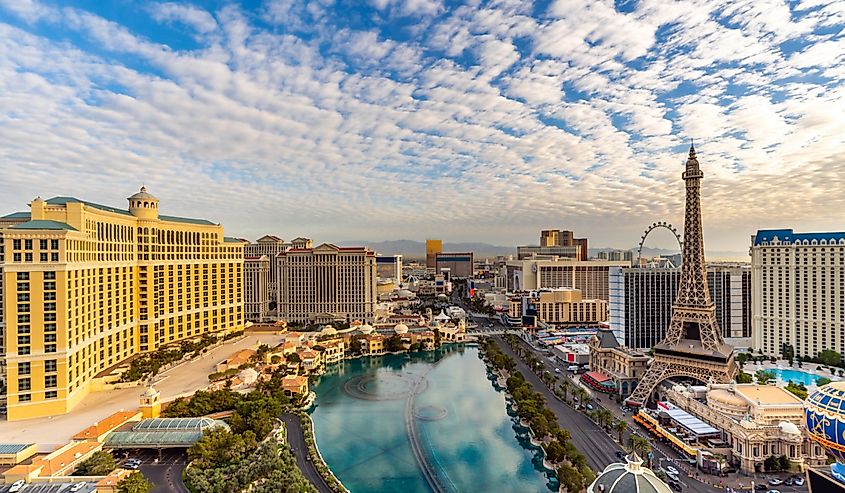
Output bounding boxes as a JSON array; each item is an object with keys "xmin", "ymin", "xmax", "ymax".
[{"xmin": 0, "ymin": 333, "xmax": 284, "ymax": 447}]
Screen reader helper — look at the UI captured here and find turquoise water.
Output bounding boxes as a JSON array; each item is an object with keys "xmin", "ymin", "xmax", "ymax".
[
  {"xmin": 769, "ymin": 368, "xmax": 830, "ymax": 385},
  {"xmin": 309, "ymin": 345, "xmax": 557, "ymax": 493}
]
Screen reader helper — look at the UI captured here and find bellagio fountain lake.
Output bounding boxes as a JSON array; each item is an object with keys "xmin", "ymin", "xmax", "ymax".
[{"xmin": 309, "ymin": 344, "xmax": 557, "ymax": 493}]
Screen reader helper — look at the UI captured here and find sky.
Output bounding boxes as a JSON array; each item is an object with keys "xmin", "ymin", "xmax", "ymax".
[{"xmin": 0, "ymin": 0, "xmax": 843, "ymax": 253}]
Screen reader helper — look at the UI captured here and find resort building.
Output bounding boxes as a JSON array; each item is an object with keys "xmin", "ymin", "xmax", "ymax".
[
  {"xmin": 244, "ymin": 235, "xmax": 289, "ymax": 304},
  {"xmin": 375, "ymin": 254, "xmax": 403, "ymax": 282},
  {"xmin": 663, "ymin": 383, "xmax": 827, "ymax": 473},
  {"xmin": 425, "ymin": 239, "xmax": 442, "ymax": 268},
  {"xmin": 508, "ymin": 257, "xmax": 628, "ymax": 301},
  {"xmin": 609, "ymin": 263, "xmax": 752, "ymax": 350},
  {"xmin": 435, "ymin": 252, "xmax": 474, "ymax": 278},
  {"xmin": 751, "ymin": 229, "xmax": 845, "ymax": 358},
  {"xmin": 277, "ymin": 243, "xmax": 377, "ymax": 324},
  {"xmin": 508, "ymin": 289, "xmax": 608, "ymax": 326},
  {"xmin": 518, "ymin": 229, "xmax": 588, "ymax": 261},
  {"xmin": 244, "ymin": 255, "xmax": 271, "ymax": 322},
  {"xmin": 588, "ymin": 328, "xmax": 650, "ymax": 398},
  {"xmin": 0, "ymin": 188, "xmax": 244, "ymax": 421}
]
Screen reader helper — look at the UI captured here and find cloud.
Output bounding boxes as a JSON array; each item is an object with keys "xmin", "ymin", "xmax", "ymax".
[
  {"xmin": 0, "ymin": 0, "xmax": 843, "ymax": 252},
  {"xmin": 147, "ymin": 2, "xmax": 218, "ymax": 34}
]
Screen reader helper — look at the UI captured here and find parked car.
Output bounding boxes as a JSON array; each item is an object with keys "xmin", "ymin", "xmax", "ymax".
[
  {"xmin": 554, "ymin": 368, "xmax": 561, "ymax": 373},
  {"xmin": 793, "ymin": 477, "xmax": 804, "ymax": 486},
  {"xmin": 766, "ymin": 490, "xmax": 780, "ymax": 493},
  {"xmin": 10, "ymin": 480, "xmax": 26, "ymax": 492},
  {"xmin": 586, "ymin": 404, "xmax": 594, "ymax": 411},
  {"xmin": 768, "ymin": 478, "xmax": 783, "ymax": 486},
  {"xmin": 71, "ymin": 482, "xmax": 87, "ymax": 492}
]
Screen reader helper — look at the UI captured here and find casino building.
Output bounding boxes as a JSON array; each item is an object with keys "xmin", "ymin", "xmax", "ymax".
[{"xmin": 0, "ymin": 188, "xmax": 244, "ymax": 421}]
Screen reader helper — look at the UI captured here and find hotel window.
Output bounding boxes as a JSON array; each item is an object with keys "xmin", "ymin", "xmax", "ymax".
[
  {"xmin": 44, "ymin": 271, "xmax": 56, "ymax": 280},
  {"xmin": 19, "ymin": 394, "xmax": 31, "ymax": 402},
  {"xmin": 18, "ymin": 362, "xmax": 31, "ymax": 375},
  {"xmin": 45, "ymin": 391, "xmax": 57, "ymax": 400},
  {"xmin": 45, "ymin": 360, "xmax": 57, "ymax": 372},
  {"xmin": 18, "ymin": 378, "xmax": 31, "ymax": 391},
  {"xmin": 45, "ymin": 344, "xmax": 56, "ymax": 353},
  {"xmin": 13, "ymin": 239, "xmax": 21, "ymax": 249},
  {"xmin": 45, "ymin": 375, "xmax": 57, "ymax": 388},
  {"xmin": 40, "ymin": 240, "xmax": 48, "ymax": 250}
]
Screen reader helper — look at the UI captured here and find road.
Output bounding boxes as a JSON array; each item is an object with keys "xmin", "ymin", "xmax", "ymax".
[
  {"xmin": 132, "ymin": 450, "xmax": 189, "ymax": 493},
  {"xmin": 490, "ymin": 334, "xmax": 623, "ymax": 471},
  {"xmin": 280, "ymin": 413, "xmax": 334, "ymax": 493}
]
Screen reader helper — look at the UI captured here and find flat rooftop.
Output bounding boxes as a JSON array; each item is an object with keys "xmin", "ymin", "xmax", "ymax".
[{"xmin": 735, "ymin": 384, "xmax": 803, "ymax": 406}]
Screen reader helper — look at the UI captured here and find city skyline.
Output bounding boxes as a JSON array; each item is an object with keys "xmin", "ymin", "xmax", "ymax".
[{"xmin": 1, "ymin": 1, "xmax": 844, "ymax": 251}]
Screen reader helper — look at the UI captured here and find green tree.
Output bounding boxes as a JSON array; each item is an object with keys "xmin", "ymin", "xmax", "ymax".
[
  {"xmin": 736, "ymin": 352, "xmax": 749, "ymax": 368},
  {"xmin": 736, "ymin": 371, "xmax": 753, "ymax": 383},
  {"xmin": 628, "ymin": 435, "xmax": 651, "ymax": 457},
  {"xmin": 614, "ymin": 420, "xmax": 628, "ymax": 444},
  {"xmin": 557, "ymin": 463, "xmax": 586, "ymax": 493},
  {"xmin": 777, "ymin": 454, "xmax": 790, "ymax": 472},
  {"xmin": 73, "ymin": 451, "xmax": 116, "ymax": 476},
  {"xmin": 785, "ymin": 381, "xmax": 808, "ymax": 400},
  {"xmin": 286, "ymin": 353, "xmax": 301, "ymax": 363},
  {"xmin": 117, "ymin": 472, "xmax": 154, "ymax": 493},
  {"xmin": 755, "ymin": 369, "xmax": 775, "ymax": 384},
  {"xmin": 817, "ymin": 377, "xmax": 832, "ymax": 386},
  {"xmin": 819, "ymin": 349, "xmax": 841, "ymax": 367}
]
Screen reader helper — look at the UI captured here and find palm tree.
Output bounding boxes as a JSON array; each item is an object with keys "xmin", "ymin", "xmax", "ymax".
[
  {"xmin": 628, "ymin": 435, "xmax": 651, "ymax": 457},
  {"xmin": 614, "ymin": 419, "xmax": 628, "ymax": 444},
  {"xmin": 559, "ymin": 381, "xmax": 570, "ymax": 401}
]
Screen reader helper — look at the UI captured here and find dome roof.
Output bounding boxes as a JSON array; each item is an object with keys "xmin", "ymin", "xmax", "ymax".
[
  {"xmin": 588, "ymin": 454, "xmax": 672, "ymax": 493},
  {"xmin": 778, "ymin": 421, "xmax": 800, "ymax": 435},
  {"xmin": 358, "ymin": 324, "xmax": 374, "ymax": 334},
  {"xmin": 394, "ymin": 323, "xmax": 409, "ymax": 334},
  {"xmin": 707, "ymin": 388, "xmax": 747, "ymax": 410},
  {"xmin": 805, "ymin": 381, "xmax": 845, "ymax": 462},
  {"xmin": 128, "ymin": 186, "xmax": 158, "ymax": 201},
  {"xmin": 321, "ymin": 325, "xmax": 337, "ymax": 335},
  {"xmin": 142, "ymin": 386, "xmax": 159, "ymax": 398}
]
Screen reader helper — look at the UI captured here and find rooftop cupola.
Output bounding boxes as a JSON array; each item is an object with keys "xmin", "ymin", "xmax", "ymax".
[{"xmin": 128, "ymin": 186, "xmax": 159, "ymax": 220}]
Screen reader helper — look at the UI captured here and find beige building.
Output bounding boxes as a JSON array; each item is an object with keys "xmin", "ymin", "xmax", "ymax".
[
  {"xmin": 588, "ymin": 328, "xmax": 650, "ymax": 398},
  {"xmin": 244, "ymin": 235, "xmax": 289, "ymax": 302},
  {"xmin": 509, "ymin": 289, "xmax": 608, "ymax": 325},
  {"xmin": 244, "ymin": 255, "xmax": 270, "ymax": 322},
  {"xmin": 508, "ymin": 257, "xmax": 628, "ymax": 301},
  {"xmin": 666, "ymin": 383, "xmax": 827, "ymax": 473},
  {"xmin": 0, "ymin": 188, "xmax": 244, "ymax": 421},
  {"xmin": 277, "ymin": 243, "xmax": 377, "ymax": 324},
  {"xmin": 751, "ymin": 229, "xmax": 845, "ymax": 358}
]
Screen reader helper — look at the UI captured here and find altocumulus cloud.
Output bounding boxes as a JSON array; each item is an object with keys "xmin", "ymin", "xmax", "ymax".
[{"xmin": 0, "ymin": 0, "xmax": 843, "ymax": 251}]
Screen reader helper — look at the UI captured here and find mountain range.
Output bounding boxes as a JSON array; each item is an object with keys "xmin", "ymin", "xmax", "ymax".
[{"xmin": 338, "ymin": 240, "xmax": 748, "ymax": 262}]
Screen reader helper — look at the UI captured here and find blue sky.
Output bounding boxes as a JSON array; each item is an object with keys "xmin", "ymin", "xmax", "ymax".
[{"xmin": 0, "ymin": 0, "xmax": 844, "ymax": 253}]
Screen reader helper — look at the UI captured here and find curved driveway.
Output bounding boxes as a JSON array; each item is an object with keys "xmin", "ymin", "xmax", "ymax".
[{"xmin": 280, "ymin": 413, "xmax": 335, "ymax": 493}]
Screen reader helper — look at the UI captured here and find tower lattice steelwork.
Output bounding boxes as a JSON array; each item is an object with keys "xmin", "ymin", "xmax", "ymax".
[{"xmin": 626, "ymin": 145, "xmax": 737, "ymax": 407}]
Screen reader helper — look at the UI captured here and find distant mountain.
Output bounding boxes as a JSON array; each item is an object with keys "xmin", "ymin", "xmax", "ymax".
[{"xmin": 337, "ymin": 240, "xmax": 515, "ymax": 260}]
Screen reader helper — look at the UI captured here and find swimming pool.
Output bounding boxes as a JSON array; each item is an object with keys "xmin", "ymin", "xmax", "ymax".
[{"xmin": 768, "ymin": 368, "xmax": 832, "ymax": 386}]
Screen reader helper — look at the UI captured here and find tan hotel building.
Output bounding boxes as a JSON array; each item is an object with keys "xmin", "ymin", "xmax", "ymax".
[
  {"xmin": 0, "ymin": 188, "xmax": 244, "ymax": 421},
  {"xmin": 277, "ymin": 244, "xmax": 377, "ymax": 324}
]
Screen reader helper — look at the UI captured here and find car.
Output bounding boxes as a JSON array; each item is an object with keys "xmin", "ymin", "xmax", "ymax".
[
  {"xmin": 784, "ymin": 478, "xmax": 793, "ymax": 486},
  {"xmin": 754, "ymin": 484, "xmax": 767, "ymax": 491},
  {"xmin": 669, "ymin": 481, "xmax": 683, "ymax": 492},
  {"xmin": 10, "ymin": 480, "xmax": 26, "ymax": 492},
  {"xmin": 554, "ymin": 368, "xmax": 561, "ymax": 373},
  {"xmin": 766, "ymin": 490, "xmax": 780, "ymax": 493},
  {"xmin": 586, "ymin": 404, "xmax": 594, "ymax": 410},
  {"xmin": 615, "ymin": 451, "xmax": 625, "ymax": 459},
  {"xmin": 768, "ymin": 478, "xmax": 783, "ymax": 486},
  {"xmin": 71, "ymin": 482, "xmax": 87, "ymax": 492},
  {"xmin": 665, "ymin": 466, "xmax": 679, "ymax": 476},
  {"xmin": 793, "ymin": 477, "xmax": 804, "ymax": 486}
]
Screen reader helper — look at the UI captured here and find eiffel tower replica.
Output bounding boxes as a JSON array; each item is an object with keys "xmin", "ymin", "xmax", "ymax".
[{"xmin": 626, "ymin": 144, "xmax": 737, "ymax": 407}]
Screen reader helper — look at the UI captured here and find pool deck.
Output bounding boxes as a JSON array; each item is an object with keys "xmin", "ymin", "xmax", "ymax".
[{"xmin": 751, "ymin": 360, "xmax": 843, "ymax": 385}]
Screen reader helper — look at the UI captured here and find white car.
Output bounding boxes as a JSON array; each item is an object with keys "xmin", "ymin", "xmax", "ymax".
[
  {"xmin": 71, "ymin": 482, "xmax": 87, "ymax": 492},
  {"xmin": 768, "ymin": 478, "xmax": 783, "ymax": 486},
  {"xmin": 793, "ymin": 477, "xmax": 804, "ymax": 486},
  {"xmin": 10, "ymin": 480, "xmax": 26, "ymax": 492}
]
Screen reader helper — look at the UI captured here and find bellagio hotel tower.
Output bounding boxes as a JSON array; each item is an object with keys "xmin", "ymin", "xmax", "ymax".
[{"xmin": 0, "ymin": 187, "xmax": 244, "ymax": 421}]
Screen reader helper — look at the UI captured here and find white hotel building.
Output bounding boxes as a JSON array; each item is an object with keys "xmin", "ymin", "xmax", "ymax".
[
  {"xmin": 752, "ymin": 229, "xmax": 845, "ymax": 359},
  {"xmin": 277, "ymin": 243, "xmax": 377, "ymax": 324}
]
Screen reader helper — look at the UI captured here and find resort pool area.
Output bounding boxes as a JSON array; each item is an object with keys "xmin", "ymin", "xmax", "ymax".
[
  {"xmin": 309, "ymin": 345, "xmax": 557, "ymax": 493},
  {"xmin": 768, "ymin": 368, "xmax": 832, "ymax": 386}
]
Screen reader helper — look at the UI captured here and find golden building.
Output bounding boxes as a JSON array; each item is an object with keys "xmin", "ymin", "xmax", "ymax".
[
  {"xmin": 523, "ymin": 289, "xmax": 608, "ymax": 325},
  {"xmin": 425, "ymin": 239, "xmax": 442, "ymax": 269},
  {"xmin": 0, "ymin": 188, "xmax": 244, "ymax": 421}
]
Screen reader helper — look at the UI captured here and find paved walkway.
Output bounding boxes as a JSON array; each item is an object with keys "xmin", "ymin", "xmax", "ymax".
[
  {"xmin": 0, "ymin": 333, "xmax": 284, "ymax": 448},
  {"xmin": 280, "ymin": 413, "xmax": 334, "ymax": 493}
]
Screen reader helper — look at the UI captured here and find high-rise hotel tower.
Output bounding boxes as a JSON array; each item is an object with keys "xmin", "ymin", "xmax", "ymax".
[{"xmin": 0, "ymin": 188, "xmax": 244, "ymax": 420}]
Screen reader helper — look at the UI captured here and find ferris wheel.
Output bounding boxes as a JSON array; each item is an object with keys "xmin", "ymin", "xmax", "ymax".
[{"xmin": 637, "ymin": 221, "xmax": 683, "ymax": 263}]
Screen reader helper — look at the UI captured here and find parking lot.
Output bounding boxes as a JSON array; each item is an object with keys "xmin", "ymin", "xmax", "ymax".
[
  {"xmin": 109, "ymin": 448, "xmax": 188, "ymax": 493},
  {"xmin": 0, "ymin": 483, "xmax": 95, "ymax": 493}
]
